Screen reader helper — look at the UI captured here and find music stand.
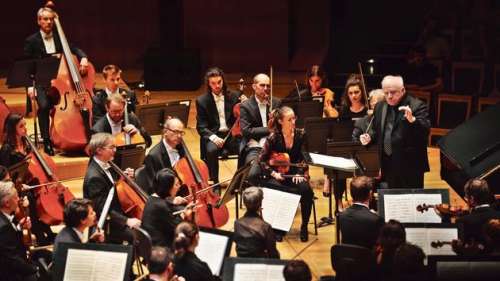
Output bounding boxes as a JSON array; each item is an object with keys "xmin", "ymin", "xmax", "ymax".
[
  {"xmin": 281, "ymin": 99, "xmax": 324, "ymax": 128},
  {"xmin": 113, "ymin": 144, "xmax": 146, "ymax": 170},
  {"xmin": 196, "ymin": 227, "xmax": 234, "ymax": 276},
  {"xmin": 135, "ymin": 99, "xmax": 191, "ymax": 134},
  {"xmin": 222, "ymin": 257, "xmax": 290, "ymax": 281},
  {"xmin": 217, "ymin": 161, "xmax": 252, "ymax": 219},
  {"xmin": 7, "ymin": 158, "xmax": 30, "ymax": 183}
]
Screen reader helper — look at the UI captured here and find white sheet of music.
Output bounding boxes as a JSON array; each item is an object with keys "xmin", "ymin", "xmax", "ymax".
[
  {"xmin": 195, "ymin": 231, "xmax": 230, "ymax": 275},
  {"xmin": 234, "ymin": 264, "xmax": 285, "ymax": 281},
  {"xmin": 406, "ymin": 228, "xmax": 457, "ymax": 257},
  {"xmin": 308, "ymin": 153, "xmax": 357, "ymax": 171},
  {"xmin": 383, "ymin": 194, "xmax": 442, "ymax": 223},
  {"xmin": 261, "ymin": 188, "xmax": 301, "ymax": 232},
  {"xmin": 63, "ymin": 249, "xmax": 128, "ymax": 281}
]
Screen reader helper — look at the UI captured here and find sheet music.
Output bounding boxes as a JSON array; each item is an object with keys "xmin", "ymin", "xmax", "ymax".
[
  {"xmin": 261, "ymin": 188, "xmax": 300, "ymax": 231},
  {"xmin": 63, "ymin": 249, "xmax": 128, "ymax": 281},
  {"xmin": 383, "ymin": 194, "xmax": 442, "ymax": 223},
  {"xmin": 308, "ymin": 153, "xmax": 357, "ymax": 171},
  {"xmin": 406, "ymin": 228, "xmax": 457, "ymax": 257},
  {"xmin": 195, "ymin": 231, "xmax": 230, "ymax": 275},
  {"xmin": 234, "ymin": 264, "xmax": 285, "ymax": 281}
]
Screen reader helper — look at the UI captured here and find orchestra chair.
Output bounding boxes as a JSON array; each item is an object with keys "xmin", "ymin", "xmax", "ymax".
[
  {"xmin": 331, "ymin": 244, "xmax": 376, "ymax": 281},
  {"xmin": 134, "ymin": 165, "xmax": 153, "ymax": 195},
  {"xmin": 429, "ymin": 94, "xmax": 472, "ymax": 146},
  {"xmin": 132, "ymin": 227, "xmax": 153, "ymax": 276},
  {"xmin": 451, "ymin": 62, "xmax": 485, "ymax": 96},
  {"xmin": 408, "ymin": 90, "xmax": 431, "ymax": 109},
  {"xmin": 477, "ymin": 97, "xmax": 500, "ymax": 113}
]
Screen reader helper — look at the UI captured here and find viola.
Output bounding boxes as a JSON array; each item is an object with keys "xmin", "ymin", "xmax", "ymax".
[
  {"xmin": 114, "ymin": 92, "xmax": 145, "ymax": 146},
  {"xmin": 13, "ymin": 180, "xmax": 37, "ymax": 251},
  {"xmin": 25, "ymin": 136, "xmax": 74, "ymax": 225},
  {"xmin": 222, "ymin": 79, "xmax": 245, "ymax": 142},
  {"xmin": 416, "ymin": 203, "xmax": 470, "ymax": 218},
  {"xmin": 174, "ymin": 138, "xmax": 229, "ymax": 228},
  {"xmin": 108, "ymin": 161, "xmax": 149, "ymax": 219},
  {"xmin": 46, "ymin": 1, "xmax": 95, "ymax": 152},
  {"xmin": 268, "ymin": 152, "xmax": 309, "ymax": 179}
]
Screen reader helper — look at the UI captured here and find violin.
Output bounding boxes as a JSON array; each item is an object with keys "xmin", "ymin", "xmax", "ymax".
[
  {"xmin": 108, "ymin": 161, "xmax": 148, "ymax": 219},
  {"xmin": 113, "ymin": 92, "xmax": 145, "ymax": 146},
  {"xmin": 268, "ymin": 152, "xmax": 309, "ymax": 179},
  {"xmin": 25, "ymin": 136, "xmax": 74, "ymax": 225},
  {"xmin": 222, "ymin": 78, "xmax": 245, "ymax": 143},
  {"xmin": 174, "ymin": 138, "xmax": 229, "ymax": 228},
  {"xmin": 13, "ymin": 180, "xmax": 37, "ymax": 252},
  {"xmin": 416, "ymin": 203, "xmax": 470, "ymax": 218},
  {"xmin": 46, "ymin": 1, "xmax": 95, "ymax": 152}
]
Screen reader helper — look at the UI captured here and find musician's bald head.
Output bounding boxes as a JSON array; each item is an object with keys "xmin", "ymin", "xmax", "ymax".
[
  {"xmin": 252, "ymin": 73, "xmax": 271, "ymax": 102},
  {"xmin": 163, "ymin": 117, "xmax": 185, "ymax": 146},
  {"xmin": 381, "ymin": 75, "xmax": 406, "ymax": 106}
]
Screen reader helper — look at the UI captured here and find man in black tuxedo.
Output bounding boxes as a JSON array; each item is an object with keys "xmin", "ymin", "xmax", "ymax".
[
  {"xmin": 23, "ymin": 7, "xmax": 90, "ymax": 155},
  {"xmin": 455, "ymin": 179, "xmax": 500, "ymax": 249},
  {"xmin": 338, "ymin": 176, "xmax": 384, "ymax": 249},
  {"xmin": 143, "ymin": 117, "xmax": 186, "ymax": 189},
  {"xmin": 83, "ymin": 133, "xmax": 141, "ymax": 244},
  {"xmin": 196, "ymin": 67, "xmax": 242, "ymax": 183},
  {"xmin": 360, "ymin": 75, "xmax": 430, "ymax": 189},
  {"xmin": 240, "ymin": 73, "xmax": 281, "ymax": 166},
  {"xmin": 92, "ymin": 64, "xmax": 138, "ymax": 125},
  {"xmin": 91, "ymin": 93, "xmax": 152, "ymax": 147},
  {"xmin": 0, "ymin": 181, "xmax": 38, "ymax": 281},
  {"xmin": 53, "ymin": 198, "xmax": 104, "ymax": 259}
]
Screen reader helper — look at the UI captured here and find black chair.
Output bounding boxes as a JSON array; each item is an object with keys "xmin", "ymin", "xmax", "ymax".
[
  {"xmin": 135, "ymin": 165, "xmax": 153, "ymax": 195},
  {"xmin": 132, "ymin": 227, "xmax": 153, "ymax": 276},
  {"xmin": 331, "ymin": 244, "xmax": 376, "ymax": 281},
  {"xmin": 451, "ymin": 62, "xmax": 485, "ymax": 96},
  {"xmin": 429, "ymin": 94, "xmax": 472, "ymax": 146}
]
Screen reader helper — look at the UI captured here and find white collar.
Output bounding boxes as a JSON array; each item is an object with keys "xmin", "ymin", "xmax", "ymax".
[
  {"xmin": 353, "ymin": 202, "xmax": 369, "ymax": 209},
  {"xmin": 105, "ymin": 88, "xmax": 120, "ymax": 96},
  {"xmin": 256, "ymin": 96, "xmax": 268, "ymax": 106},
  {"xmin": 72, "ymin": 227, "xmax": 84, "ymax": 242},
  {"xmin": 212, "ymin": 92, "xmax": 224, "ymax": 101},
  {"xmin": 93, "ymin": 156, "xmax": 111, "ymax": 171},
  {"xmin": 40, "ymin": 30, "xmax": 53, "ymax": 39},
  {"xmin": 1, "ymin": 211, "xmax": 14, "ymax": 223},
  {"xmin": 474, "ymin": 204, "xmax": 490, "ymax": 210},
  {"xmin": 162, "ymin": 139, "xmax": 178, "ymax": 153}
]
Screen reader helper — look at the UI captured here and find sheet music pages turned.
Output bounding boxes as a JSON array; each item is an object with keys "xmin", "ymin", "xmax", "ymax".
[
  {"xmin": 195, "ymin": 231, "xmax": 230, "ymax": 275},
  {"xmin": 63, "ymin": 249, "xmax": 128, "ymax": 281},
  {"xmin": 308, "ymin": 153, "xmax": 357, "ymax": 171},
  {"xmin": 383, "ymin": 194, "xmax": 442, "ymax": 223},
  {"xmin": 261, "ymin": 188, "xmax": 301, "ymax": 232},
  {"xmin": 234, "ymin": 264, "xmax": 285, "ymax": 281}
]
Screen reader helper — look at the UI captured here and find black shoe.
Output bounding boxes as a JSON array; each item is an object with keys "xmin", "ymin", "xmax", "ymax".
[
  {"xmin": 300, "ymin": 225, "xmax": 309, "ymax": 242},
  {"xmin": 43, "ymin": 141, "xmax": 55, "ymax": 156}
]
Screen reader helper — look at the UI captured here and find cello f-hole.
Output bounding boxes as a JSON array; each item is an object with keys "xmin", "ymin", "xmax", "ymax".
[{"xmin": 60, "ymin": 92, "xmax": 68, "ymax": 110}]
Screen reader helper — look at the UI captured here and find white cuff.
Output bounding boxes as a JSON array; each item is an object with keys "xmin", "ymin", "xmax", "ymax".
[{"xmin": 209, "ymin": 134, "xmax": 218, "ymax": 142}]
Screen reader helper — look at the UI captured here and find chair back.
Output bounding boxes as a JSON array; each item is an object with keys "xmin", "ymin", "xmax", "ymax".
[{"xmin": 331, "ymin": 244, "xmax": 376, "ymax": 281}]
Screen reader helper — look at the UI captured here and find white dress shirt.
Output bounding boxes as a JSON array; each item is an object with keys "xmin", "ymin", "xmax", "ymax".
[
  {"xmin": 163, "ymin": 139, "xmax": 180, "ymax": 166},
  {"xmin": 106, "ymin": 114, "xmax": 123, "ymax": 135},
  {"xmin": 40, "ymin": 30, "xmax": 56, "ymax": 54},
  {"xmin": 93, "ymin": 156, "xmax": 115, "ymax": 184},
  {"xmin": 105, "ymin": 87, "xmax": 120, "ymax": 97},
  {"xmin": 209, "ymin": 93, "xmax": 228, "ymax": 142},
  {"xmin": 72, "ymin": 227, "xmax": 85, "ymax": 243},
  {"xmin": 2, "ymin": 211, "xmax": 20, "ymax": 231}
]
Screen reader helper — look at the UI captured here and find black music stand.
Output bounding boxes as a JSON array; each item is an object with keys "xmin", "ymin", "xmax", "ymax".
[
  {"xmin": 281, "ymin": 98, "xmax": 324, "ymax": 128},
  {"xmin": 217, "ymin": 161, "xmax": 252, "ymax": 219},
  {"xmin": 7, "ymin": 57, "xmax": 59, "ymax": 146},
  {"xmin": 113, "ymin": 144, "xmax": 146, "ymax": 170},
  {"xmin": 222, "ymin": 257, "xmax": 290, "ymax": 281},
  {"xmin": 135, "ymin": 99, "xmax": 191, "ymax": 134}
]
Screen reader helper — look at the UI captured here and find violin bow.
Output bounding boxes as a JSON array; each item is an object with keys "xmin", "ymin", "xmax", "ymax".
[
  {"xmin": 269, "ymin": 65, "xmax": 273, "ymax": 110},
  {"xmin": 294, "ymin": 80, "xmax": 301, "ymax": 102},
  {"xmin": 357, "ymin": 62, "xmax": 370, "ymax": 109}
]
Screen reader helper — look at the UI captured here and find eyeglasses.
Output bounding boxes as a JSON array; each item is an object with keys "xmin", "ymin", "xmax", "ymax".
[
  {"xmin": 165, "ymin": 128, "xmax": 186, "ymax": 136},
  {"xmin": 103, "ymin": 145, "xmax": 117, "ymax": 150}
]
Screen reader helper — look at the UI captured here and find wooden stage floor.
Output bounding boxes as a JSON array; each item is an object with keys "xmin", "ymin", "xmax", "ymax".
[{"xmin": 0, "ymin": 71, "xmax": 464, "ymax": 280}]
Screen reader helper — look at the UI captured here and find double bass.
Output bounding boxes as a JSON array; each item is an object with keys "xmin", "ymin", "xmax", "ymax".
[
  {"xmin": 46, "ymin": 1, "xmax": 95, "ymax": 151},
  {"xmin": 25, "ymin": 136, "xmax": 74, "ymax": 225},
  {"xmin": 174, "ymin": 139, "xmax": 229, "ymax": 228}
]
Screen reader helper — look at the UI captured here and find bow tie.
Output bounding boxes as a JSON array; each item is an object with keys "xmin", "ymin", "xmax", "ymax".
[
  {"xmin": 43, "ymin": 33, "xmax": 53, "ymax": 40},
  {"xmin": 214, "ymin": 95, "xmax": 224, "ymax": 102},
  {"xmin": 101, "ymin": 163, "xmax": 111, "ymax": 170}
]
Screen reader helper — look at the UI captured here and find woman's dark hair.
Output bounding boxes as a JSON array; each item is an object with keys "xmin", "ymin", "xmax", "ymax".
[
  {"xmin": 343, "ymin": 74, "xmax": 367, "ymax": 108},
  {"xmin": 305, "ymin": 65, "xmax": 328, "ymax": 89},
  {"xmin": 204, "ymin": 67, "xmax": 227, "ymax": 94},
  {"xmin": 283, "ymin": 260, "xmax": 312, "ymax": 281},
  {"xmin": 154, "ymin": 168, "xmax": 177, "ymax": 199},
  {"xmin": 377, "ymin": 219, "xmax": 406, "ymax": 259},
  {"xmin": 268, "ymin": 106, "xmax": 294, "ymax": 134},
  {"xmin": 174, "ymin": 221, "xmax": 199, "ymax": 258},
  {"xmin": 63, "ymin": 198, "xmax": 93, "ymax": 228},
  {"xmin": 2, "ymin": 113, "xmax": 26, "ymax": 147}
]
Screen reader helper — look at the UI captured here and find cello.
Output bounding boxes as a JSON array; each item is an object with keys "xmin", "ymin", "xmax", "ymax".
[
  {"xmin": 113, "ymin": 92, "xmax": 145, "ymax": 146},
  {"xmin": 174, "ymin": 138, "xmax": 229, "ymax": 228},
  {"xmin": 46, "ymin": 1, "xmax": 95, "ymax": 152},
  {"xmin": 25, "ymin": 136, "xmax": 74, "ymax": 225}
]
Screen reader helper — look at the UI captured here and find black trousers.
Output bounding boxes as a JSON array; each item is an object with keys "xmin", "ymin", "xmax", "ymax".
[
  {"xmin": 204, "ymin": 133, "xmax": 240, "ymax": 182},
  {"xmin": 381, "ymin": 154, "xmax": 424, "ymax": 189},
  {"xmin": 33, "ymin": 86, "xmax": 54, "ymax": 142}
]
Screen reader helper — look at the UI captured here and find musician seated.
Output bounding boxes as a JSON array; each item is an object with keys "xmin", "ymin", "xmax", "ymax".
[
  {"xmin": 173, "ymin": 222, "xmax": 216, "ymax": 281},
  {"xmin": 453, "ymin": 178, "xmax": 500, "ymax": 253},
  {"xmin": 240, "ymin": 73, "xmax": 280, "ymax": 166},
  {"xmin": 0, "ymin": 181, "xmax": 39, "ymax": 281},
  {"xmin": 142, "ymin": 168, "xmax": 193, "ymax": 247},
  {"xmin": 338, "ymin": 176, "xmax": 384, "ymax": 249},
  {"xmin": 145, "ymin": 246, "xmax": 185, "ymax": 281},
  {"xmin": 234, "ymin": 187, "xmax": 280, "ymax": 258},
  {"xmin": 91, "ymin": 93, "xmax": 152, "ymax": 147},
  {"xmin": 196, "ymin": 67, "xmax": 241, "ymax": 184},
  {"xmin": 375, "ymin": 219, "xmax": 406, "ymax": 281},
  {"xmin": 284, "ymin": 65, "xmax": 338, "ymax": 118},
  {"xmin": 0, "ymin": 113, "xmax": 56, "ymax": 245},
  {"xmin": 392, "ymin": 243, "xmax": 428, "ymax": 281},
  {"xmin": 92, "ymin": 64, "xmax": 138, "ymax": 125},
  {"xmin": 283, "ymin": 260, "xmax": 312, "ymax": 281},
  {"xmin": 83, "ymin": 133, "xmax": 141, "ymax": 244},
  {"xmin": 53, "ymin": 198, "xmax": 104, "ymax": 259},
  {"xmin": 249, "ymin": 106, "xmax": 313, "ymax": 242},
  {"xmin": 143, "ymin": 118, "xmax": 185, "ymax": 187}
]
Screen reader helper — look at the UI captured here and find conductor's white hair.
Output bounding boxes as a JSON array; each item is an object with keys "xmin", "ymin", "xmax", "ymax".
[{"xmin": 381, "ymin": 75, "xmax": 404, "ymax": 89}]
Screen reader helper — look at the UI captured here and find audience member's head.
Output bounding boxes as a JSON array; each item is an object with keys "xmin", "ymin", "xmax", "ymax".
[
  {"xmin": 464, "ymin": 178, "xmax": 492, "ymax": 207},
  {"xmin": 242, "ymin": 186, "xmax": 263, "ymax": 213},
  {"xmin": 393, "ymin": 243, "xmax": 427, "ymax": 280},
  {"xmin": 283, "ymin": 260, "xmax": 312, "ymax": 281},
  {"xmin": 350, "ymin": 176, "xmax": 374, "ymax": 203},
  {"xmin": 377, "ymin": 219, "xmax": 406, "ymax": 255},
  {"xmin": 148, "ymin": 246, "xmax": 175, "ymax": 279}
]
